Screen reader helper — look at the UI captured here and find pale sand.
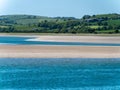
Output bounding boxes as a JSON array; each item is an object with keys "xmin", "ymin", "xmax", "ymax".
[
  {"xmin": 27, "ymin": 36, "xmax": 120, "ymax": 44},
  {"xmin": 0, "ymin": 45, "xmax": 120, "ymax": 58}
]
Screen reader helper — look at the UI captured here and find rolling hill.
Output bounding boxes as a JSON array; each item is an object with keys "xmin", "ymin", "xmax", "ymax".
[{"xmin": 0, "ymin": 13, "xmax": 120, "ymax": 34}]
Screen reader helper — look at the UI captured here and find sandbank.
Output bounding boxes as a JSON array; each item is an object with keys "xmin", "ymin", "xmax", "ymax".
[{"xmin": 0, "ymin": 45, "xmax": 120, "ymax": 58}]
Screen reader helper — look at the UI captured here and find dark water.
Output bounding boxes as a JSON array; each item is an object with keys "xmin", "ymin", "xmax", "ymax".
[
  {"xmin": 0, "ymin": 58, "xmax": 120, "ymax": 90},
  {"xmin": 0, "ymin": 36, "xmax": 120, "ymax": 46}
]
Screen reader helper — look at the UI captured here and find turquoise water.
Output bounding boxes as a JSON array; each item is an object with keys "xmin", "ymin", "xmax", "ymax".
[
  {"xmin": 0, "ymin": 58, "xmax": 120, "ymax": 90},
  {"xmin": 0, "ymin": 36, "xmax": 120, "ymax": 46}
]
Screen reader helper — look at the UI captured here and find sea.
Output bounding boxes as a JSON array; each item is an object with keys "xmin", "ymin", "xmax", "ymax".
[{"xmin": 0, "ymin": 58, "xmax": 120, "ymax": 90}]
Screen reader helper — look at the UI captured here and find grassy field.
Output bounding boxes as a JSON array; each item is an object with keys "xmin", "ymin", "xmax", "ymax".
[
  {"xmin": 96, "ymin": 30, "xmax": 115, "ymax": 33},
  {"xmin": 107, "ymin": 19, "xmax": 120, "ymax": 26}
]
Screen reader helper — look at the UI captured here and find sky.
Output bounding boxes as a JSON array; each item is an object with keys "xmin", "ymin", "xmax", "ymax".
[{"xmin": 0, "ymin": 0, "xmax": 120, "ymax": 18}]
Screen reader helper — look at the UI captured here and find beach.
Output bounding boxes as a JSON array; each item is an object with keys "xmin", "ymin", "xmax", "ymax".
[
  {"xmin": 0, "ymin": 45, "xmax": 120, "ymax": 58},
  {"xmin": 0, "ymin": 35, "xmax": 120, "ymax": 58}
]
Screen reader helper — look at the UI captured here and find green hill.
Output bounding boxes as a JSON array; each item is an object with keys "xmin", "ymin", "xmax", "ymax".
[
  {"xmin": 0, "ymin": 14, "xmax": 120, "ymax": 34},
  {"xmin": 0, "ymin": 15, "xmax": 59, "ymax": 25}
]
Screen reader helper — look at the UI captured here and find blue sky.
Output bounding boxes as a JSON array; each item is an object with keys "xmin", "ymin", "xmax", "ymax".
[{"xmin": 1, "ymin": 0, "xmax": 120, "ymax": 18}]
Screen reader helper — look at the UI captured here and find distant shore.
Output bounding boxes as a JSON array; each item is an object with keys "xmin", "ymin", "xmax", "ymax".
[{"xmin": 0, "ymin": 33, "xmax": 120, "ymax": 36}]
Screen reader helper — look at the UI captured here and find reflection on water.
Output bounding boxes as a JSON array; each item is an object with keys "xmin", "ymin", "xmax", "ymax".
[{"xmin": 0, "ymin": 58, "xmax": 120, "ymax": 90}]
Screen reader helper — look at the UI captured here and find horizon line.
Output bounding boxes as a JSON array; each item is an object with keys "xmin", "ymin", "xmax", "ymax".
[{"xmin": 0, "ymin": 13, "xmax": 119, "ymax": 19}]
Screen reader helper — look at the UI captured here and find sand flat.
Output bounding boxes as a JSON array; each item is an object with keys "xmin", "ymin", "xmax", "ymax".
[
  {"xmin": 0, "ymin": 45, "xmax": 120, "ymax": 58},
  {"xmin": 28, "ymin": 36, "xmax": 120, "ymax": 44}
]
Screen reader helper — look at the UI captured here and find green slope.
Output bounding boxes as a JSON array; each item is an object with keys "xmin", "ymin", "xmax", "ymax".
[{"xmin": 0, "ymin": 14, "xmax": 120, "ymax": 34}]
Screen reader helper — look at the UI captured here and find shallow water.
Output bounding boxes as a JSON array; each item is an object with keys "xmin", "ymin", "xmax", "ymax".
[
  {"xmin": 0, "ymin": 58, "xmax": 120, "ymax": 90},
  {"xmin": 0, "ymin": 36, "xmax": 120, "ymax": 46}
]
